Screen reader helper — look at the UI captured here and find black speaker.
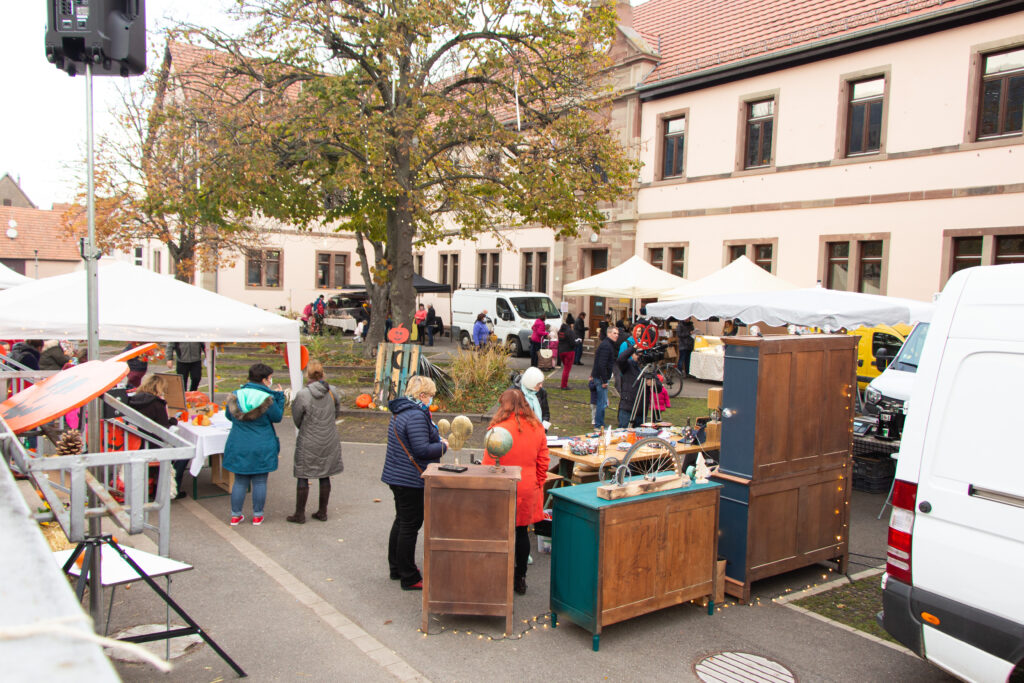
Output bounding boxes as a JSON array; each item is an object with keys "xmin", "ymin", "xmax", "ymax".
[{"xmin": 45, "ymin": 0, "xmax": 146, "ymax": 77}]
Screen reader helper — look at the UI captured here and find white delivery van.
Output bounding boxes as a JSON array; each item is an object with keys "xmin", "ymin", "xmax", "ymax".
[
  {"xmin": 880, "ymin": 264, "xmax": 1024, "ymax": 682},
  {"xmin": 451, "ymin": 288, "xmax": 560, "ymax": 355}
]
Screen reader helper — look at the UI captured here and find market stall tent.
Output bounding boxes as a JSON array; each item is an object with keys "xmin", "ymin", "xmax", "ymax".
[
  {"xmin": 0, "ymin": 262, "xmax": 32, "ymax": 290},
  {"xmin": 658, "ymin": 255, "xmax": 798, "ymax": 301},
  {"xmin": 563, "ymin": 255, "xmax": 689, "ymax": 319},
  {"xmin": 0, "ymin": 262, "xmax": 303, "ymax": 391},
  {"xmin": 647, "ymin": 287, "xmax": 934, "ymax": 331}
]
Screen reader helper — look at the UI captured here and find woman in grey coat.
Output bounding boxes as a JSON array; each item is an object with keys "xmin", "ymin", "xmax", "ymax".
[{"xmin": 287, "ymin": 360, "xmax": 344, "ymax": 523}]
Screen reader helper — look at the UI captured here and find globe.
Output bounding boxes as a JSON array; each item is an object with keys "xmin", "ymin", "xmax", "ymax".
[{"xmin": 484, "ymin": 426, "xmax": 514, "ymax": 458}]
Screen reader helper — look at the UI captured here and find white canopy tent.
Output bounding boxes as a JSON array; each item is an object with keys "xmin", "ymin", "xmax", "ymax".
[
  {"xmin": 647, "ymin": 287, "xmax": 934, "ymax": 331},
  {"xmin": 0, "ymin": 262, "xmax": 303, "ymax": 391},
  {"xmin": 563, "ymin": 255, "xmax": 689, "ymax": 318},
  {"xmin": 0, "ymin": 262, "xmax": 32, "ymax": 290},
  {"xmin": 659, "ymin": 255, "xmax": 798, "ymax": 300}
]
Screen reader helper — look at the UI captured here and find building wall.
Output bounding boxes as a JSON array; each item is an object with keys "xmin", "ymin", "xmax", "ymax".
[{"xmin": 635, "ymin": 15, "xmax": 1024, "ymax": 301}]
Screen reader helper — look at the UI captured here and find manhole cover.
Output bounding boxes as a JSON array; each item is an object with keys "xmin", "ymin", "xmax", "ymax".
[{"xmin": 695, "ymin": 652, "xmax": 795, "ymax": 683}]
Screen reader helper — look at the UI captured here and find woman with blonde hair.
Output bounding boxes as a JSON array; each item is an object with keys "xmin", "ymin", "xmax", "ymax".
[
  {"xmin": 381, "ymin": 375, "xmax": 448, "ymax": 590},
  {"xmin": 482, "ymin": 389, "xmax": 550, "ymax": 595},
  {"xmin": 287, "ymin": 360, "xmax": 343, "ymax": 523},
  {"xmin": 127, "ymin": 374, "xmax": 184, "ymax": 497}
]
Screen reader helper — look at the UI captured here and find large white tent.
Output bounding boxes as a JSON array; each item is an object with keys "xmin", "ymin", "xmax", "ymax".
[
  {"xmin": 0, "ymin": 262, "xmax": 303, "ymax": 390},
  {"xmin": 647, "ymin": 287, "xmax": 934, "ymax": 331},
  {"xmin": 0, "ymin": 262, "xmax": 32, "ymax": 290},
  {"xmin": 563, "ymin": 256, "xmax": 688, "ymax": 318},
  {"xmin": 659, "ymin": 255, "xmax": 797, "ymax": 300}
]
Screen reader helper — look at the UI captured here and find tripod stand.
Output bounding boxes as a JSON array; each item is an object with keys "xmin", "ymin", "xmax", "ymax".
[
  {"xmin": 63, "ymin": 535, "xmax": 246, "ymax": 678},
  {"xmin": 625, "ymin": 362, "xmax": 664, "ymax": 427}
]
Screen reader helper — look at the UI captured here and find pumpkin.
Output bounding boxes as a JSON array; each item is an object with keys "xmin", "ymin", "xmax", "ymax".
[
  {"xmin": 355, "ymin": 393, "xmax": 373, "ymax": 408},
  {"xmin": 429, "ymin": 404, "xmax": 439, "ymax": 413},
  {"xmin": 283, "ymin": 344, "xmax": 310, "ymax": 370},
  {"xmin": 387, "ymin": 325, "xmax": 410, "ymax": 344},
  {"xmin": 368, "ymin": 401, "xmax": 377, "ymax": 410}
]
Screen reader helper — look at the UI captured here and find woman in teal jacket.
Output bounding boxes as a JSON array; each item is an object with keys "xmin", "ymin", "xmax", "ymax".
[{"xmin": 224, "ymin": 363, "xmax": 285, "ymax": 527}]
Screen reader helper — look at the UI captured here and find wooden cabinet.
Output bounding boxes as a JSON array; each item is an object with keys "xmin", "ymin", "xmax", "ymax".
[
  {"xmin": 715, "ymin": 335, "xmax": 855, "ymax": 602},
  {"xmin": 549, "ymin": 480, "xmax": 720, "ymax": 651},
  {"xmin": 421, "ymin": 464, "xmax": 520, "ymax": 635}
]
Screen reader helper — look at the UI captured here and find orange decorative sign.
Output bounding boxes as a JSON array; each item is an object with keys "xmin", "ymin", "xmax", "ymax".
[
  {"xmin": 387, "ymin": 325, "xmax": 410, "ymax": 344},
  {"xmin": 0, "ymin": 360, "xmax": 129, "ymax": 434},
  {"xmin": 282, "ymin": 345, "xmax": 309, "ymax": 370},
  {"xmin": 108, "ymin": 342, "xmax": 159, "ymax": 364}
]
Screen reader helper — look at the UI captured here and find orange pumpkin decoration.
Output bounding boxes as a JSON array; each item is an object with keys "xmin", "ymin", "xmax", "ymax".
[
  {"xmin": 283, "ymin": 344, "xmax": 310, "ymax": 370},
  {"xmin": 429, "ymin": 404, "xmax": 439, "ymax": 413},
  {"xmin": 355, "ymin": 393, "xmax": 373, "ymax": 408},
  {"xmin": 387, "ymin": 325, "xmax": 410, "ymax": 344}
]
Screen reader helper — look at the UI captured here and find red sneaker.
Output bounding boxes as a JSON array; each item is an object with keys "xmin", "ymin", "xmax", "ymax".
[
  {"xmin": 402, "ymin": 580, "xmax": 423, "ymax": 591},
  {"xmin": 230, "ymin": 515, "xmax": 244, "ymax": 526},
  {"xmin": 252, "ymin": 515, "xmax": 265, "ymax": 526}
]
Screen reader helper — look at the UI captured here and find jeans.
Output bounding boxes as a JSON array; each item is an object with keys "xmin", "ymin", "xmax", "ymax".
[
  {"xmin": 426, "ymin": 324, "xmax": 434, "ymax": 346},
  {"xmin": 559, "ymin": 352, "xmax": 575, "ymax": 388},
  {"xmin": 177, "ymin": 360, "xmax": 202, "ymax": 392},
  {"xmin": 594, "ymin": 383, "xmax": 609, "ymax": 427},
  {"xmin": 514, "ymin": 525, "xmax": 530, "ymax": 580},
  {"xmin": 618, "ymin": 406, "xmax": 642, "ymax": 429},
  {"xmin": 529, "ymin": 340, "xmax": 541, "ymax": 367},
  {"xmin": 230, "ymin": 472, "xmax": 268, "ymax": 516},
  {"xmin": 573, "ymin": 340, "xmax": 583, "ymax": 365},
  {"xmin": 388, "ymin": 484, "xmax": 425, "ymax": 588}
]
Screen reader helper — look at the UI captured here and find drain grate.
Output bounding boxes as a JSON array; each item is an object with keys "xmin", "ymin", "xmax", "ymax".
[{"xmin": 695, "ymin": 652, "xmax": 795, "ymax": 683}]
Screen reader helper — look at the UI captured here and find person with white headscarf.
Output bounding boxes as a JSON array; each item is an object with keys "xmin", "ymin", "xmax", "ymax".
[{"xmin": 515, "ymin": 366, "xmax": 550, "ymax": 430}]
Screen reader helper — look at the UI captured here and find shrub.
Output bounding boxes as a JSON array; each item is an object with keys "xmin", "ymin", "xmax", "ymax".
[{"xmin": 444, "ymin": 345, "xmax": 510, "ymax": 413}]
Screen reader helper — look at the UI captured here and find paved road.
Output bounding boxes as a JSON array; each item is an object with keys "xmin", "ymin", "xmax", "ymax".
[{"xmin": 99, "ymin": 392, "xmax": 951, "ymax": 683}]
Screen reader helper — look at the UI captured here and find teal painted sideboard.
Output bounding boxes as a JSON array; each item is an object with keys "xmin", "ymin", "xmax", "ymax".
[{"xmin": 549, "ymin": 479, "xmax": 721, "ymax": 651}]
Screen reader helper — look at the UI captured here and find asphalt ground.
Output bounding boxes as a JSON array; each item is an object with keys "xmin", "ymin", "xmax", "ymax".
[{"xmin": 78, "ymin": 343, "xmax": 949, "ymax": 682}]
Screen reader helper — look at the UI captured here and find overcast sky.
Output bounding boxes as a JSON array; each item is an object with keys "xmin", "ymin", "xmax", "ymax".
[{"xmin": 1, "ymin": 1, "xmax": 235, "ymax": 210}]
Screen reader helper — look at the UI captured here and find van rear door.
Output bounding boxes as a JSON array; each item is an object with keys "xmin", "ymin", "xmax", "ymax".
[{"xmin": 908, "ymin": 268, "xmax": 1024, "ymax": 676}]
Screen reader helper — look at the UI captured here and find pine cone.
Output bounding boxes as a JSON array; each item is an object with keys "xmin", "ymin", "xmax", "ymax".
[{"xmin": 55, "ymin": 429, "xmax": 83, "ymax": 456}]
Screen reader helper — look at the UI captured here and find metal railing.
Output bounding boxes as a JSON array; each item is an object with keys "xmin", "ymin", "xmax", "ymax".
[{"xmin": 0, "ymin": 380, "xmax": 195, "ymax": 557}]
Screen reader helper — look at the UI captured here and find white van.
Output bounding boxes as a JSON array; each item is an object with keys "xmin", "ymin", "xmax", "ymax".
[
  {"xmin": 880, "ymin": 264, "xmax": 1024, "ymax": 682},
  {"xmin": 451, "ymin": 289, "xmax": 561, "ymax": 355},
  {"xmin": 863, "ymin": 321, "xmax": 930, "ymax": 423}
]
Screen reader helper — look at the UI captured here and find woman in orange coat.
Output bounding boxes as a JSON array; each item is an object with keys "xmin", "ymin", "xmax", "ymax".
[{"xmin": 482, "ymin": 389, "xmax": 550, "ymax": 595}]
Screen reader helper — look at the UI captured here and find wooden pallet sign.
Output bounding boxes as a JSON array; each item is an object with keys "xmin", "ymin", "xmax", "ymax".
[{"xmin": 373, "ymin": 343, "xmax": 421, "ymax": 406}]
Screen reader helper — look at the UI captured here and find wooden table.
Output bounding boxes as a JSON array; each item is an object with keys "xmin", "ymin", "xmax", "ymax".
[
  {"xmin": 421, "ymin": 463, "xmax": 520, "ymax": 635},
  {"xmin": 549, "ymin": 440, "xmax": 721, "ymax": 480}
]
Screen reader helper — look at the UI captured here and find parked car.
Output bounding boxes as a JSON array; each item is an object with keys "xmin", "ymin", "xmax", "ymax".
[
  {"xmin": 879, "ymin": 264, "xmax": 1024, "ymax": 682},
  {"xmin": 451, "ymin": 288, "xmax": 560, "ymax": 355}
]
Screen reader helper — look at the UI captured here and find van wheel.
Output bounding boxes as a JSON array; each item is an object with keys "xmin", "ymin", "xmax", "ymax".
[
  {"xmin": 459, "ymin": 330, "xmax": 472, "ymax": 348},
  {"xmin": 506, "ymin": 337, "xmax": 523, "ymax": 357}
]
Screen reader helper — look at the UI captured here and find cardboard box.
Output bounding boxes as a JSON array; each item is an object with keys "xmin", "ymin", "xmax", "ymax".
[
  {"xmin": 707, "ymin": 387, "xmax": 723, "ymax": 411},
  {"xmin": 209, "ymin": 453, "xmax": 234, "ymax": 493}
]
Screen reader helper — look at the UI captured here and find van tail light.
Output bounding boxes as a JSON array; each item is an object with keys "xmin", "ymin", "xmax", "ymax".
[{"xmin": 886, "ymin": 479, "xmax": 918, "ymax": 584}]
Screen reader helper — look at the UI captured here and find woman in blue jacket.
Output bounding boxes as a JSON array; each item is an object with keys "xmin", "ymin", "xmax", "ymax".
[
  {"xmin": 381, "ymin": 375, "xmax": 448, "ymax": 590},
  {"xmin": 224, "ymin": 363, "xmax": 286, "ymax": 527},
  {"xmin": 472, "ymin": 312, "xmax": 489, "ymax": 347}
]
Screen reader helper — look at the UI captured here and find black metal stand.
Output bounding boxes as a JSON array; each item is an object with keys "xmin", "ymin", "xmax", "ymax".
[{"xmin": 63, "ymin": 535, "xmax": 247, "ymax": 678}]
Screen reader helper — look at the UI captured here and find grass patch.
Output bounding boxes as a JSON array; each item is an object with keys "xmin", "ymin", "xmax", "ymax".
[
  {"xmin": 442, "ymin": 346, "xmax": 512, "ymax": 413},
  {"xmin": 792, "ymin": 576, "xmax": 896, "ymax": 643}
]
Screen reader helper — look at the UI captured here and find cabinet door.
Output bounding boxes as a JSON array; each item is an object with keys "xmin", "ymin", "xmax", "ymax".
[
  {"xmin": 600, "ymin": 500, "xmax": 662, "ymax": 625},
  {"xmin": 660, "ymin": 491, "xmax": 716, "ymax": 601}
]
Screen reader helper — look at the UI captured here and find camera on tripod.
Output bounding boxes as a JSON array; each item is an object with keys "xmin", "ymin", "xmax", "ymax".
[{"xmin": 636, "ymin": 343, "xmax": 667, "ymax": 366}]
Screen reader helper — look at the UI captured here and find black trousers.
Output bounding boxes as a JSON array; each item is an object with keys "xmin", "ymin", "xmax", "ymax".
[
  {"xmin": 388, "ymin": 484, "xmax": 425, "ymax": 587},
  {"xmin": 176, "ymin": 360, "xmax": 203, "ymax": 392},
  {"xmin": 515, "ymin": 525, "xmax": 530, "ymax": 580}
]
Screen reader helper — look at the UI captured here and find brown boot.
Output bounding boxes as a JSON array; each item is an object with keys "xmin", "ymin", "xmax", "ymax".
[
  {"xmin": 286, "ymin": 481, "xmax": 309, "ymax": 524},
  {"xmin": 312, "ymin": 478, "xmax": 331, "ymax": 521}
]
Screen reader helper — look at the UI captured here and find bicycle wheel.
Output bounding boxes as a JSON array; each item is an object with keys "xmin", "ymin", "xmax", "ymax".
[
  {"xmin": 661, "ymin": 365, "xmax": 685, "ymax": 397},
  {"xmin": 619, "ymin": 437, "xmax": 682, "ymax": 482}
]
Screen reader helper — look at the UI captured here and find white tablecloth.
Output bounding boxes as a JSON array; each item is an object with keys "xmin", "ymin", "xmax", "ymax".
[
  {"xmin": 690, "ymin": 348, "xmax": 725, "ymax": 382},
  {"xmin": 174, "ymin": 412, "xmax": 232, "ymax": 477}
]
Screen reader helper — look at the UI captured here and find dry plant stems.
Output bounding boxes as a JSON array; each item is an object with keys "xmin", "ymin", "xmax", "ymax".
[{"xmin": 446, "ymin": 346, "xmax": 511, "ymax": 413}]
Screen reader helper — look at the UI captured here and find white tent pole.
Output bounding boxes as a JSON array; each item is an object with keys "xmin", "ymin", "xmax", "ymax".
[{"xmin": 285, "ymin": 342, "xmax": 303, "ymax": 395}]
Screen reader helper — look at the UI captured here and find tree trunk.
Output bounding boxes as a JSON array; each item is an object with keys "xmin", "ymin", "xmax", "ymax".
[{"xmin": 355, "ymin": 231, "xmax": 388, "ymax": 355}]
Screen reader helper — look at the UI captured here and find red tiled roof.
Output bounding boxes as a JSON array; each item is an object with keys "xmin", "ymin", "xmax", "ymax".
[
  {"xmin": 0, "ymin": 206, "xmax": 82, "ymax": 261},
  {"xmin": 632, "ymin": 0, "xmax": 978, "ymax": 86}
]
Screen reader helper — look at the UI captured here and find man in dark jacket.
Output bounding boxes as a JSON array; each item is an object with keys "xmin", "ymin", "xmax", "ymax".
[
  {"xmin": 9, "ymin": 340, "xmax": 43, "ymax": 369},
  {"xmin": 382, "ymin": 376, "xmax": 448, "ymax": 590},
  {"xmin": 590, "ymin": 326, "xmax": 619, "ymax": 428},
  {"xmin": 616, "ymin": 345, "xmax": 662, "ymax": 428},
  {"xmin": 676, "ymin": 320, "xmax": 695, "ymax": 375},
  {"xmin": 424, "ymin": 305, "xmax": 438, "ymax": 346},
  {"xmin": 572, "ymin": 313, "xmax": 587, "ymax": 365},
  {"xmin": 165, "ymin": 342, "xmax": 206, "ymax": 391}
]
